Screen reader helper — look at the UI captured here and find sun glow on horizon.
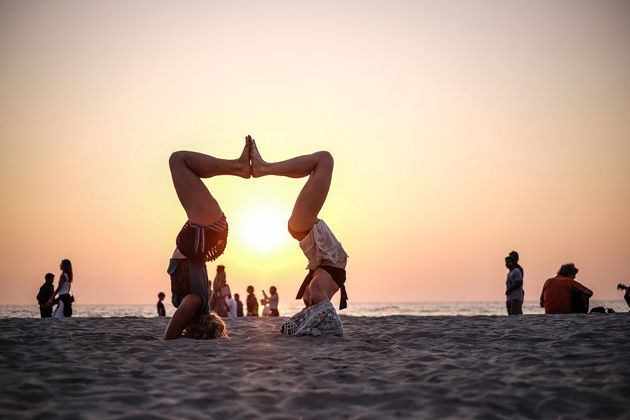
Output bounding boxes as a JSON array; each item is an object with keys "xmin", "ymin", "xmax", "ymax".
[{"xmin": 238, "ymin": 207, "xmax": 289, "ymax": 253}]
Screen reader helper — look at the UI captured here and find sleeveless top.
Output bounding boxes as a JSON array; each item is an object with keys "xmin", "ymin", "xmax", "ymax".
[{"xmin": 58, "ymin": 273, "xmax": 71, "ymax": 295}]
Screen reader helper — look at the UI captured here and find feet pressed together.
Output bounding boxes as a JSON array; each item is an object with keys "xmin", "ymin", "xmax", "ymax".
[{"xmin": 232, "ymin": 134, "xmax": 274, "ymax": 179}]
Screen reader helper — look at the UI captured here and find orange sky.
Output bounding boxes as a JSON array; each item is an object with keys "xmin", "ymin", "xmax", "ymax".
[{"xmin": 1, "ymin": 0, "xmax": 629, "ymax": 305}]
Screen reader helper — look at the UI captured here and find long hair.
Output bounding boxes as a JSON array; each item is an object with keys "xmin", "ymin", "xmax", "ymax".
[
  {"xmin": 183, "ymin": 312, "xmax": 228, "ymax": 339},
  {"xmin": 60, "ymin": 259, "xmax": 73, "ymax": 283},
  {"xmin": 213, "ymin": 270, "xmax": 226, "ymax": 293}
]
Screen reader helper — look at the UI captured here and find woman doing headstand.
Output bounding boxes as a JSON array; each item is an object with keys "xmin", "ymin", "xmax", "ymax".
[
  {"xmin": 250, "ymin": 139, "xmax": 348, "ymax": 312},
  {"xmin": 163, "ymin": 136, "xmax": 252, "ymax": 339}
]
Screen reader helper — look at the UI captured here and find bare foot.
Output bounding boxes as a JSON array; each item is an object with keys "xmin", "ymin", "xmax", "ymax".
[
  {"xmin": 251, "ymin": 138, "xmax": 268, "ymax": 178},
  {"xmin": 235, "ymin": 135, "xmax": 252, "ymax": 178}
]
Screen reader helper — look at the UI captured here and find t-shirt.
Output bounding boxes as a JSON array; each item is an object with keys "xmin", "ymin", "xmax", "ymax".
[
  {"xmin": 541, "ymin": 275, "xmax": 591, "ymax": 314},
  {"xmin": 506, "ymin": 268, "xmax": 524, "ymax": 302},
  {"xmin": 236, "ymin": 300, "xmax": 244, "ymax": 317},
  {"xmin": 269, "ymin": 293, "xmax": 279, "ymax": 310},
  {"xmin": 227, "ymin": 297, "xmax": 237, "ymax": 317}
]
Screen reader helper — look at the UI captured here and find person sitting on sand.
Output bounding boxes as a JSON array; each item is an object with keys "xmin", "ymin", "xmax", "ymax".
[
  {"xmin": 163, "ymin": 138, "xmax": 253, "ymax": 339},
  {"xmin": 157, "ymin": 292, "xmax": 166, "ymax": 316},
  {"xmin": 540, "ymin": 263, "xmax": 593, "ymax": 314},
  {"xmin": 246, "ymin": 285, "xmax": 259, "ymax": 316},
  {"xmin": 250, "ymin": 139, "xmax": 348, "ymax": 335}
]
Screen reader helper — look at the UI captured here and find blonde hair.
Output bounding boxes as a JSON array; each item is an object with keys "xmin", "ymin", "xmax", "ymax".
[{"xmin": 183, "ymin": 312, "xmax": 228, "ymax": 339}]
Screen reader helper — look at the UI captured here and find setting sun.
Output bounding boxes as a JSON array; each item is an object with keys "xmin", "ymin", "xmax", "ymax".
[{"xmin": 239, "ymin": 207, "xmax": 289, "ymax": 252}]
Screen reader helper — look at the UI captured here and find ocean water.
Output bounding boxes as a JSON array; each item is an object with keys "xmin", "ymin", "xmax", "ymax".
[{"xmin": 1, "ymin": 300, "xmax": 627, "ymax": 318}]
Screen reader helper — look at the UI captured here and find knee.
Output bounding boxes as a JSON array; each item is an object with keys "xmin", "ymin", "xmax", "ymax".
[
  {"xmin": 315, "ymin": 151, "xmax": 334, "ymax": 170},
  {"xmin": 169, "ymin": 151, "xmax": 188, "ymax": 169}
]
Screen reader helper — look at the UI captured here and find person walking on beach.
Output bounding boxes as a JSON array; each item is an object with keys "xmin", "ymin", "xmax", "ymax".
[
  {"xmin": 540, "ymin": 263, "xmax": 593, "ymax": 314},
  {"xmin": 505, "ymin": 255, "xmax": 524, "ymax": 315},
  {"xmin": 261, "ymin": 286, "xmax": 280, "ymax": 316},
  {"xmin": 157, "ymin": 292, "xmax": 166, "ymax": 316},
  {"xmin": 251, "ymin": 139, "xmax": 348, "ymax": 334},
  {"xmin": 234, "ymin": 293, "xmax": 244, "ymax": 317},
  {"xmin": 163, "ymin": 138, "xmax": 253, "ymax": 339},
  {"xmin": 36, "ymin": 273, "xmax": 55, "ymax": 318},
  {"xmin": 48, "ymin": 259, "xmax": 74, "ymax": 318},
  {"xmin": 246, "ymin": 285, "xmax": 259, "ymax": 316}
]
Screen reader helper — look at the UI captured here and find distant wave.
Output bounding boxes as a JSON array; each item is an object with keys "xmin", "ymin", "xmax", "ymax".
[{"xmin": 2, "ymin": 301, "xmax": 627, "ymax": 318}]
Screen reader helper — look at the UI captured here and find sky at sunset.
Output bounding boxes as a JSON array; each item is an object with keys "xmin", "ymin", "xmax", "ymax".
[{"xmin": 1, "ymin": 0, "xmax": 629, "ymax": 306}]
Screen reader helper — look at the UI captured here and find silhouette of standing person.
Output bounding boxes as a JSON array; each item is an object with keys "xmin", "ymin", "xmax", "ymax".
[
  {"xmin": 618, "ymin": 284, "xmax": 630, "ymax": 310},
  {"xmin": 211, "ymin": 265, "xmax": 229, "ymax": 317},
  {"xmin": 505, "ymin": 255, "xmax": 524, "ymax": 315},
  {"xmin": 261, "ymin": 286, "xmax": 280, "ymax": 316},
  {"xmin": 163, "ymin": 138, "xmax": 252, "ymax": 339},
  {"xmin": 157, "ymin": 292, "xmax": 166, "ymax": 316},
  {"xmin": 234, "ymin": 293, "xmax": 244, "ymax": 317},
  {"xmin": 36, "ymin": 273, "xmax": 55, "ymax": 318},
  {"xmin": 246, "ymin": 285, "xmax": 259, "ymax": 316},
  {"xmin": 48, "ymin": 259, "xmax": 74, "ymax": 318},
  {"xmin": 509, "ymin": 250, "xmax": 524, "ymax": 277},
  {"xmin": 251, "ymin": 140, "xmax": 348, "ymax": 313}
]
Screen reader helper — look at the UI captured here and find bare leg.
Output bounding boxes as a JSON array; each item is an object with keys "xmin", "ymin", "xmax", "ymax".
[
  {"xmin": 163, "ymin": 294, "xmax": 202, "ymax": 340},
  {"xmin": 251, "ymin": 139, "xmax": 339, "ymax": 307},
  {"xmin": 251, "ymin": 139, "xmax": 333, "ymax": 238},
  {"xmin": 165, "ymin": 136, "xmax": 251, "ymax": 339},
  {"xmin": 169, "ymin": 136, "xmax": 251, "ymax": 226}
]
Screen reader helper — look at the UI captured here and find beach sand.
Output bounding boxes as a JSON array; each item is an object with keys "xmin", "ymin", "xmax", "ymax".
[{"xmin": 1, "ymin": 314, "xmax": 628, "ymax": 419}]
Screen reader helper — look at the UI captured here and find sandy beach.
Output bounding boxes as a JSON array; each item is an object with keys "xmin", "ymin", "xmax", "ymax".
[{"xmin": 1, "ymin": 314, "xmax": 628, "ymax": 419}]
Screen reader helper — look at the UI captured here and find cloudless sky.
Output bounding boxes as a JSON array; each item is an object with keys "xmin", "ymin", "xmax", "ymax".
[{"xmin": 1, "ymin": 0, "xmax": 629, "ymax": 306}]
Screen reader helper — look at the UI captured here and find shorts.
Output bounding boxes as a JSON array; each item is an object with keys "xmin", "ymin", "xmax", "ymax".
[
  {"xmin": 176, "ymin": 215, "xmax": 228, "ymax": 262},
  {"xmin": 296, "ymin": 265, "xmax": 348, "ymax": 310},
  {"xmin": 167, "ymin": 258, "xmax": 209, "ymax": 316}
]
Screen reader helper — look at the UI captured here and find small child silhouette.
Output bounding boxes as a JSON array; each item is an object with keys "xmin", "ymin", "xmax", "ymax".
[{"xmin": 157, "ymin": 292, "xmax": 166, "ymax": 316}]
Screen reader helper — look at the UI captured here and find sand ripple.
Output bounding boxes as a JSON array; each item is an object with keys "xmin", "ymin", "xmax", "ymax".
[{"xmin": 0, "ymin": 314, "xmax": 628, "ymax": 419}]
